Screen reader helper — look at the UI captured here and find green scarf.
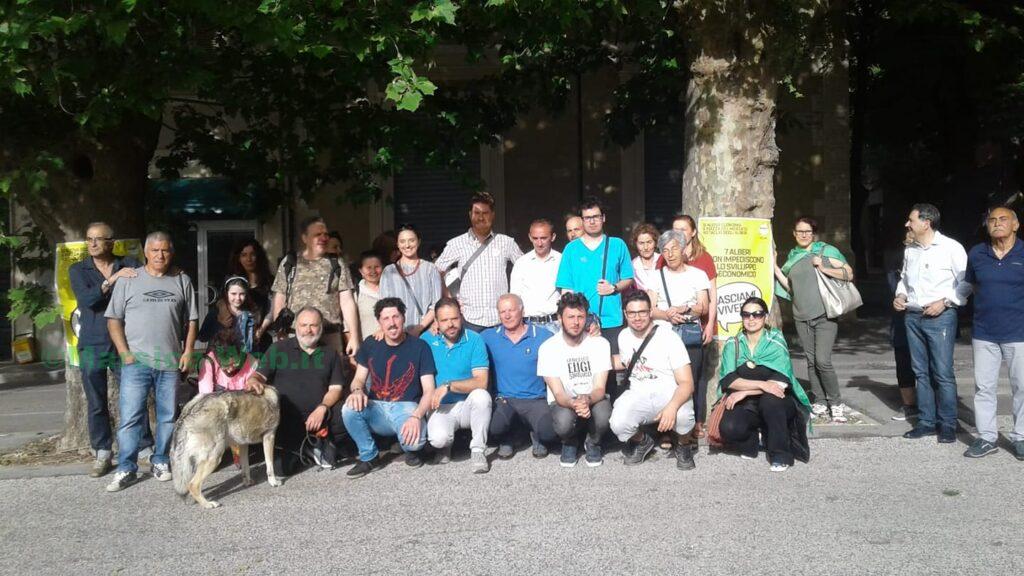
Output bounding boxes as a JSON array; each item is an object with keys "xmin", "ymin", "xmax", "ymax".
[
  {"xmin": 717, "ymin": 327, "xmax": 811, "ymax": 410},
  {"xmin": 776, "ymin": 241, "xmax": 847, "ymax": 301}
]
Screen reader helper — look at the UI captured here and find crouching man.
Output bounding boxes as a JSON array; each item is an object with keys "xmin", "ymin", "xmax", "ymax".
[
  {"xmin": 423, "ymin": 297, "xmax": 492, "ymax": 474},
  {"xmin": 610, "ymin": 292, "xmax": 696, "ymax": 470},
  {"xmin": 246, "ymin": 306, "xmax": 347, "ymax": 475},
  {"xmin": 539, "ymin": 293, "xmax": 612, "ymax": 468},
  {"xmin": 343, "ymin": 297, "xmax": 436, "ymax": 478}
]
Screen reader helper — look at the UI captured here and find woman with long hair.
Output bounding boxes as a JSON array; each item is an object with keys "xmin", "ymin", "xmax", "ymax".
[
  {"xmin": 630, "ymin": 223, "xmax": 660, "ymax": 293},
  {"xmin": 773, "ymin": 216, "xmax": 855, "ymax": 422},
  {"xmin": 379, "ymin": 223, "xmax": 442, "ymax": 335},
  {"xmin": 718, "ymin": 297, "xmax": 811, "ymax": 471},
  {"xmin": 198, "ymin": 276, "xmax": 262, "ymax": 354}
]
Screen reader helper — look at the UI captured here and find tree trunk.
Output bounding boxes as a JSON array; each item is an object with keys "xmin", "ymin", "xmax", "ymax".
[
  {"xmin": 680, "ymin": 14, "xmax": 780, "ymax": 420},
  {"xmin": 14, "ymin": 116, "xmax": 162, "ymax": 451}
]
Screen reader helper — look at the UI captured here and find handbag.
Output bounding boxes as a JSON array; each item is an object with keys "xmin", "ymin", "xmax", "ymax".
[
  {"xmin": 659, "ymin": 268, "xmax": 703, "ymax": 347},
  {"xmin": 445, "ymin": 235, "xmax": 493, "ymax": 298},
  {"xmin": 706, "ymin": 335, "xmax": 739, "ymax": 448},
  {"xmin": 814, "ymin": 247, "xmax": 863, "ymax": 319}
]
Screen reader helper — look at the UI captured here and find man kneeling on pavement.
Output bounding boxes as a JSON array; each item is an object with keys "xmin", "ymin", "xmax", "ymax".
[
  {"xmin": 610, "ymin": 291, "xmax": 697, "ymax": 470},
  {"xmin": 423, "ymin": 297, "xmax": 492, "ymax": 474},
  {"xmin": 538, "ymin": 292, "xmax": 612, "ymax": 467},
  {"xmin": 343, "ymin": 297, "xmax": 437, "ymax": 478},
  {"xmin": 246, "ymin": 306, "xmax": 347, "ymax": 475}
]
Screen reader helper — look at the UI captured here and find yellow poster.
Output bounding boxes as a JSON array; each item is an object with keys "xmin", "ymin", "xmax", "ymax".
[
  {"xmin": 698, "ymin": 217, "xmax": 775, "ymax": 339},
  {"xmin": 55, "ymin": 239, "xmax": 143, "ymax": 366}
]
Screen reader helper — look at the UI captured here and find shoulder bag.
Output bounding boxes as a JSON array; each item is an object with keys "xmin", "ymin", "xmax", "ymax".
[
  {"xmin": 814, "ymin": 246, "xmax": 863, "ymax": 319},
  {"xmin": 623, "ymin": 325, "xmax": 658, "ymax": 384},
  {"xmin": 659, "ymin": 268, "xmax": 703, "ymax": 347},
  {"xmin": 706, "ymin": 335, "xmax": 740, "ymax": 448}
]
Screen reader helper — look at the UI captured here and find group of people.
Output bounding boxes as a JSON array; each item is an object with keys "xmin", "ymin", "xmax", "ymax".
[{"xmin": 68, "ymin": 193, "xmax": 1024, "ymax": 493}]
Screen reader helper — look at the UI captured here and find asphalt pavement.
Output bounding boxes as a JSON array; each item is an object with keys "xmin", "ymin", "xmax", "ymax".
[{"xmin": 2, "ymin": 436, "xmax": 1023, "ymax": 575}]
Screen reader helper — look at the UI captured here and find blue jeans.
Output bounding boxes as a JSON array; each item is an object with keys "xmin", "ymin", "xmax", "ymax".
[
  {"xmin": 79, "ymin": 345, "xmax": 152, "ymax": 452},
  {"xmin": 116, "ymin": 363, "xmax": 178, "ymax": 473},
  {"xmin": 904, "ymin": 309, "xmax": 958, "ymax": 431},
  {"xmin": 342, "ymin": 400, "xmax": 425, "ymax": 462}
]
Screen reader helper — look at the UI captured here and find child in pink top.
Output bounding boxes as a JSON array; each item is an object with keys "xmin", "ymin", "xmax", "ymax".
[{"xmin": 196, "ymin": 328, "xmax": 257, "ymax": 395}]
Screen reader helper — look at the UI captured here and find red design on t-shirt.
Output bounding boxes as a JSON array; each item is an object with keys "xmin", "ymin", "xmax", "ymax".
[{"xmin": 369, "ymin": 354, "xmax": 417, "ymax": 401}]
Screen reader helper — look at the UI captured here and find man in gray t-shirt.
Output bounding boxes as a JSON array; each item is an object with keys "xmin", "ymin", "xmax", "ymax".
[{"xmin": 103, "ymin": 231, "xmax": 199, "ymax": 492}]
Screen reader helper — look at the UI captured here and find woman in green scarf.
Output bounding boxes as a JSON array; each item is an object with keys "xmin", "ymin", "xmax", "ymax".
[
  {"xmin": 719, "ymin": 297, "xmax": 811, "ymax": 471},
  {"xmin": 773, "ymin": 216, "xmax": 854, "ymax": 422}
]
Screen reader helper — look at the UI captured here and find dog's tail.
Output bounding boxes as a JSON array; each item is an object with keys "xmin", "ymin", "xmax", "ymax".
[{"xmin": 170, "ymin": 418, "xmax": 194, "ymax": 496}]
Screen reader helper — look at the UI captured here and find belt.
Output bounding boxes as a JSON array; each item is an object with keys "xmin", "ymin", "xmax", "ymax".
[{"xmin": 525, "ymin": 313, "xmax": 557, "ymax": 323}]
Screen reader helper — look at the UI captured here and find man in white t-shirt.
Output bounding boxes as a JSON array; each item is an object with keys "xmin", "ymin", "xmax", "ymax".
[
  {"xmin": 610, "ymin": 291, "xmax": 696, "ymax": 470},
  {"xmin": 510, "ymin": 219, "xmax": 562, "ymax": 334},
  {"xmin": 538, "ymin": 293, "xmax": 612, "ymax": 468}
]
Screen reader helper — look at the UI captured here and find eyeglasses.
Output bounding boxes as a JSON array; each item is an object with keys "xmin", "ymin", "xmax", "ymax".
[
  {"xmin": 793, "ymin": 230, "xmax": 814, "ymax": 236},
  {"xmin": 582, "ymin": 214, "xmax": 604, "ymax": 222},
  {"xmin": 740, "ymin": 310, "xmax": 767, "ymax": 319},
  {"xmin": 624, "ymin": 310, "xmax": 651, "ymax": 318},
  {"xmin": 86, "ymin": 237, "xmax": 112, "ymax": 244}
]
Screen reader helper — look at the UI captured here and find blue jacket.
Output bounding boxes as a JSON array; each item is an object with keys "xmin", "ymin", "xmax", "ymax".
[{"xmin": 68, "ymin": 256, "xmax": 141, "ymax": 349}]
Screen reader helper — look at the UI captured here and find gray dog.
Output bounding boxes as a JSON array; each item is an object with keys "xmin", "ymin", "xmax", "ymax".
[{"xmin": 171, "ymin": 386, "xmax": 282, "ymax": 508}]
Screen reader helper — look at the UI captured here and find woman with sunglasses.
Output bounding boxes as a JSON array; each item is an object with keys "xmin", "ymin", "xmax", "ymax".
[
  {"xmin": 647, "ymin": 229, "xmax": 711, "ymax": 438},
  {"xmin": 379, "ymin": 224, "xmax": 442, "ymax": 336},
  {"xmin": 198, "ymin": 276, "xmax": 262, "ymax": 354},
  {"xmin": 773, "ymin": 216, "xmax": 854, "ymax": 422},
  {"xmin": 718, "ymin": 297, "xmax": 811, "ymax": 471}
]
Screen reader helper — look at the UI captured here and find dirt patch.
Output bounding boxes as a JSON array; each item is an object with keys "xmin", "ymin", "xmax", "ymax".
[{"xmin": 0, "ymin": 435, "xmax": 93, "ymax": 467}]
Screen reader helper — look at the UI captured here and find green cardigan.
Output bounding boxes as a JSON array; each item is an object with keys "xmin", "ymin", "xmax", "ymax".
[{"xmin": 718, "ymin": 327, "xmax": 811, "ymax": 410}]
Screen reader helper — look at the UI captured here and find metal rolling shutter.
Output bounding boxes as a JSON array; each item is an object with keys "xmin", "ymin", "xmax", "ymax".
[{"xmin": 393, "ymin": 154, "xmax": 482, "ymax": 257}]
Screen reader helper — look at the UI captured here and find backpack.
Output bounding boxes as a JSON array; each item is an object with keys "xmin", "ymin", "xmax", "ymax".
[{"xmin": 281, "ymin": 252, "xmax": 343, "ymax": 296}]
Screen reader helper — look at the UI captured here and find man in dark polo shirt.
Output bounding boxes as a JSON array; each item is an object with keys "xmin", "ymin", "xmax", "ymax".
[
  {"xmin": 963, "ymin": 207, "xmax": 1024, "ymax": 459},
  {"xmin": 247, "ymin": 306, "xmax": 346, "ymax": 474}
]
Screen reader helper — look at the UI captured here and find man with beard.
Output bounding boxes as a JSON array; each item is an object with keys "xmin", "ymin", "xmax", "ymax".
[
  {"xmin": 247, "ymin": 306, "xmax": 347, "ymax": 474},
  {"xmin": 538, "ymin": 292, "xmax": 612, "ymax": 467},
  {"xmin": 423, "ymin": 297, "xmax": 492, "ymax": 473},
  {"xmin": 342, "ymin": 297, "xmax": 437, "ymax": 478}
]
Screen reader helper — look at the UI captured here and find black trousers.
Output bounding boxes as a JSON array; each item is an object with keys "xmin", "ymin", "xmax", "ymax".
[
  {"xmin": 719, "ymin": 393, "xmax": 798, "ymax": 465},
  {"xmin": 687, "ymin": 343, "xmax": 706, "ymax": 422},
  {"xmin": 488, "ymin": 397, "xmax": 557, "ymax": 446}
]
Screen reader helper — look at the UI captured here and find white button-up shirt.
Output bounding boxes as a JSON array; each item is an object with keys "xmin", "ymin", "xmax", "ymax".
[
  {"xmin": 510, "ymin": 249, "xmax": 562, "ymax": 317},
  {"xmin": 896, "ymin": 230, "xmax": 971, "ymax": 310}
]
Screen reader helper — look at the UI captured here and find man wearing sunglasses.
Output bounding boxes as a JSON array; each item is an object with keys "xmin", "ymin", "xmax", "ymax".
[{"xmin": 68, "ymin": 222, "xmax": 149, "ymax": 478}]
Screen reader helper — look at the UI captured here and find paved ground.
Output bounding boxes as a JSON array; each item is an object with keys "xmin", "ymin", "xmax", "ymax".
[
  {"xmin": 4, "ymin": 315, "xmax": 1024, "ymax": 574},
  {"xmin": 1, "ymin": 437, "xmax": 1023, "ymax": 575}
]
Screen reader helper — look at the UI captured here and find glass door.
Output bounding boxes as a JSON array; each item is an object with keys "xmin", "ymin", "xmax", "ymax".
[{"xmin": 195, "ymin": 220, "xmax": 260, "ymax": 330}]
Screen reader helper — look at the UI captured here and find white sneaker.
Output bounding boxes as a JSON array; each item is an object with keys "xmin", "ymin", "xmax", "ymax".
[
  {"xmin": 830, "ymin": 403, "xmax": 849, "ymax": 423},
  {"xmin": 811, "ymin": 403, "xmax": 828, "ymax": 416},
  {"xmin": 105, "ymin": 471, "xmax": 137, "ymax": 492},
  {"xmin": 151, "ymin": 462, "xmax": 172, "ymax": 482},
  {"xmin": 770, "ymin": 462, "xmax": 790, "ymax": 472}
]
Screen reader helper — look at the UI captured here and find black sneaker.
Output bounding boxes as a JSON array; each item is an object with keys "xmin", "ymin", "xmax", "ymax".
[
  {"xmin": 623, "ymin": 432, "xmax": 656, "ymax": 465},
  {"xmin": 346, "ymin": 459, "xmax": 376, "ymax": 479},
  {"xmin": 903, "ymin": 426, "xmax": 937, "ymax": 439},
  {"xmin": 405, "ymin": 452, "xmax": 424, "ymax": 468},
  {"xmin": 963, "ymin": 438, "xmax": 998, "ymax": 458},
  {"xmin": 531, "ymin": 432, "xmax": 549, "ymax": 458},
  {"xmin": 937, "ymin": 428, "xmax": 957, "ymax": 444},
  {"xmin": 675, "ymin": 444, "xmax": 696, "ymax": 471}
]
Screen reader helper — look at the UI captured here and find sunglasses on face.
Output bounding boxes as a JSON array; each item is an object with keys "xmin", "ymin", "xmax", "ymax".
[{"xmin": 740, "ymin": 310, "xmax": 767, "ymax": 319}]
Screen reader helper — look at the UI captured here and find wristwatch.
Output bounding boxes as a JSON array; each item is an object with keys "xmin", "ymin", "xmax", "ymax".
[
  {"xmin": 101, "ymin": 279, "xmax": 110, "ymax": 291},
  {"xmin": 943, "ymin": 298, "xmax": 954, "ymax": 308}
]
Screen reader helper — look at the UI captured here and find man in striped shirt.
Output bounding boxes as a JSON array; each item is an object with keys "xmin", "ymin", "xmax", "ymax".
[{"xmin": 436, "ymin": 192, "xmax": 523, "ymax": 332}]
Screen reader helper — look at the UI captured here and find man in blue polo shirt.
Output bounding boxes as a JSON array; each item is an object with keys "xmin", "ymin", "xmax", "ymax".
[
  {"xmin": 963, "ymin": 206, "xmax": 1024, "ymax": 459},
  {"xmin": 555, "ymin": 196, "xmax": 634, "ymax": 362},
  {"xmin": 483, "ymin": 293, "xmax": 557, "ymax": 459},
  {"xmin": 423, "ymin": 297, "xmax": 492, "ymax": 474}
]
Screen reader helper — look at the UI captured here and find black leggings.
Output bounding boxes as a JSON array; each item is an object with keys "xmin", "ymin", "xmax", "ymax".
[{"xmin": 719, "ymin": 393, "xmax": 798, "ymax": 465}]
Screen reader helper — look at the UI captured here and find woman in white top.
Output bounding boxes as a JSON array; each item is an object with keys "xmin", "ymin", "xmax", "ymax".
[
  {"xmin": 646, "ymin": 229, "xmax": 711, "ymax": 436},
  {"xmin": 379, "ymin": 224, "xmax": 442, "ymax": 335},
  {"xmin": 630, "ymin": 222, "xmax": 660, "ymax": 293}
]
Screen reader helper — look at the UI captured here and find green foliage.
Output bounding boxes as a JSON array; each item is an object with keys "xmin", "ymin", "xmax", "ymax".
[{"xmin": 5, "ymin": 283, "xmax": 59, "ymax": 328}]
